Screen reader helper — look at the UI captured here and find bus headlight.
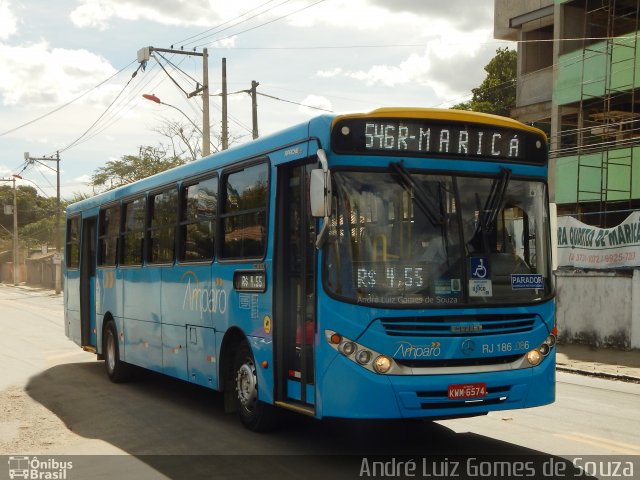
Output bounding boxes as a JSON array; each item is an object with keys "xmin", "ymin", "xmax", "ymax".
[
  {"xmin": 340, "ymin": 341, "xmax": 356, "ymax": 356},
  {"xmin": 526, "ymin": 349, "xmax": 542, "ymax": 366},
  {"xmin": 356, "ymin": 349, "xmax": 372, "ymax": 365},
  {"xmin": 526, "ymin": 333, "xmax": 556, "ymax": 365},
  {"xmin": 325, "ymin": 330, "xmax": 396, "ymax": 374},
  {"xmin": 373, "ymin": 355, "xmax": 392, "ymax": 374}
]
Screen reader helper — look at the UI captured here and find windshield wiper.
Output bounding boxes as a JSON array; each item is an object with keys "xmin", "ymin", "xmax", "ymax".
[
  {"xmin": 390, "ymin": 161, "xmax": 443, "ymax": 227},
  {"xmin": 476, "ymin": 167, "xmax": 512, "ymax": 235}
]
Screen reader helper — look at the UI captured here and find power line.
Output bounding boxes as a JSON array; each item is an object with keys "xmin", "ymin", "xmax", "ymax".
[
  {"xmin": 57, "ymin": 62, "xmax": 144, "ymax": 154},
  {"xmin": 184, "ymin": 1, "xmax": 293, "ymax": 49},
  {"xmin": 194, "ymin": 0, "xmax": 328, "ymax": 49},
  {"xmin": 0, "ymin": 60, "xmax": 136, "ymax": 138},
  {"xmin": 173, "ymin": 0, "xmax": 287, "ymax": 47},
  {"xmin": 257, "ymin": 91, "xmax": 333, "ymax": 112}
]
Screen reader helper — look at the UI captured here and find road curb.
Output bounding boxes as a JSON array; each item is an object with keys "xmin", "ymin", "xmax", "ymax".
[{"xmin": 556, "ymin": 365, "xmax": 640, "ymax": 384}]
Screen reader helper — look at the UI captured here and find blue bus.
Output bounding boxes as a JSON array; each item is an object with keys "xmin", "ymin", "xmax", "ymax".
[{"xmin": 64, "ymin": 108, "xmax": 556, "ymax": 431}]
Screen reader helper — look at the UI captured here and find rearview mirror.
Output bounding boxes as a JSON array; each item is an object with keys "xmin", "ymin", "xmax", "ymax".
[{"xmin": 310, "ymin": 169, "xmax": 331, "ymax": 217}]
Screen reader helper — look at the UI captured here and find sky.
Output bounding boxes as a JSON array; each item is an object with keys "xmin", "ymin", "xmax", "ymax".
[{"xmin": 0, "ymin": 0, "xmax": 510, "ymax": 200}]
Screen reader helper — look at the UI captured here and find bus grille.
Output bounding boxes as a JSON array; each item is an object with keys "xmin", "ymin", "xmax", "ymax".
[
  {"xmin": 395, "ymin": 354, "xmax": 522, "ymax": 369},
  {"xmin": 380, "ymin": 314, "xmax": 537, "ymax": 337}
]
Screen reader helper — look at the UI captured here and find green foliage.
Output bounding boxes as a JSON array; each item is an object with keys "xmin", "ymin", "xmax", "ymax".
[
  {"xmin": 91, "ymin": 146, "xmax": 186, "ymax": 193},
  {"xmin": 452, "ymin": 47, "xmax": 517, "ymax": 117},
  {"xmin": 0, "ymin": 184, "xmax": 59, "ymax": 248}
]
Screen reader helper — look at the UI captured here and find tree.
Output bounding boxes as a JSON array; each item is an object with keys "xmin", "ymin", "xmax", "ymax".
[
  {"xmin": 0, "ymin": 184, "xmax": 58, "ymax": 249},
  {"xmin": 90, "ymin": 146, "xmax": 186, "ymax": 192},
  {"xmin": 90, "ymin": 118, "xmax": 245, "ymax": 192},
  {"xmin": 452, "ymin": 47, "xmax": 517, "ymax": 117}
]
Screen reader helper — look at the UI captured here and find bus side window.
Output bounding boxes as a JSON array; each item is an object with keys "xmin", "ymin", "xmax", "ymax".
[
  {"xmin": 179, "ymin": 176, "xmax": 217, "ymax": 262},
  {"xmin": 147, "ymin": 188, "xmax": 178, "ymax": 264},
  {"xmin": 220, "ymin": 162, "xmax": 269, "ymax": 260},
  {"xmin": 65, "ymin": 216, "xmax": 80, "ymax": 269},
  {"xmin": 98, "ymin": 205, "xmax": 120, "ymax": 266},
  {"xmin": 121, "ymin": 197, "xmax": 146, "ymax": 265}
]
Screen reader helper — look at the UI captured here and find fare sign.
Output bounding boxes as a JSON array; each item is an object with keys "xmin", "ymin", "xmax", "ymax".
[
  {"xmin": 447, "ymin": 382, "xmax": 487, "ymax": 400},
  {"xmin": 233, "ymin": 270, "xmax": 266, "ymax": 292}
]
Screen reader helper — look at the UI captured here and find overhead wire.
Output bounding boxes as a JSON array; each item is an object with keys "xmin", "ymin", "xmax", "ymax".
[
  {"xmin": 193, "ymin": 0, "xmax": 328, "ymax": 49},
  {"xmin": 183, "ymin": 0, "xmax": 292, "ymax": 49},
  {"xmin": 173, "ymin": 0, "xmax": 286, "ymax": 47},
  {"xmin": 0, "ymin": 60, "xmax": 136, "ymax": 138},
  {"xmin": 56, "ymin": 62, "xmax": 144, "ymax": 154}
]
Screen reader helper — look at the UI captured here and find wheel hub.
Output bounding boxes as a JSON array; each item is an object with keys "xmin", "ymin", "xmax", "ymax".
[
  {"xmin": 106, "ymin": 331, "xmax": 116, "ymax": 373},
  {"xmin": 236, "ymin": 362, "xmax": 257, "ymax": 411}
]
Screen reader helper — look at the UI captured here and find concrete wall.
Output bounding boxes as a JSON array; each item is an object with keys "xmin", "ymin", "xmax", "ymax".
[
  {"xmin": 494, "ymin": 0, "xmax": 554, "ymax": 40},
  {"xmin": 555, "ymin": 269, "xmax": 640, "ymax": 349}
]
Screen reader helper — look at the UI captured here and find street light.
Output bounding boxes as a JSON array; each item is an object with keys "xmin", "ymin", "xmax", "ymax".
[{"xmin": 143, "ymin": 93, "xmax": 213, "ymax": 136}]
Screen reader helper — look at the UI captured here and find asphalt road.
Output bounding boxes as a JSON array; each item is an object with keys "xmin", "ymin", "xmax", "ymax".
[{"xmin": 1, "ymin": 284, "xmax": 639, "ymax": 479}]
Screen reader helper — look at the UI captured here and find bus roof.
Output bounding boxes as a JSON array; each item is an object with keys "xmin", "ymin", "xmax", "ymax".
[
  {"xmin": 66, "ymin": 117, "xmax": 317, "ymax": 214},
  {"xmin": 66, "ymin": 107, "xmax": 544, "ymax": 215}
]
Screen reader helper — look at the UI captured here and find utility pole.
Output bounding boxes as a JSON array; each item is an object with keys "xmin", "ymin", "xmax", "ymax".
[
  {"xmin": 250, "ymin": 81, "xmax": 260, "ymax": 139},
  {"xmin": 137, "ymin": 46, "xmax": 211, "ymax": 156},
  {"xmin": 0, "ymin": 176, "xmax": 18, "ymax": 285},
  {"xmin": 24, "ymin": 151, "xmax": 61, "ymax": 293},
  {"xmin": 221, "ymin": 58, "xmax": 228, "ymax": 150}
]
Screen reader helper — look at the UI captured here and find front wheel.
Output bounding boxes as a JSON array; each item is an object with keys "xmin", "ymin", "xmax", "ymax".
[
  {"xmin": 234, "ymin": 340, "xmax": 279, "ymax": 431},
  {"xmin": 103, "ymin": 320, "xmax": 132, "ymax": 383}
]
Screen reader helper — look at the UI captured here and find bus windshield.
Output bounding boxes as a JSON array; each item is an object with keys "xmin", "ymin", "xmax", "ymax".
[{"xmin": 324, "ymin": 169, "xmax": 551, "ymax": 307}]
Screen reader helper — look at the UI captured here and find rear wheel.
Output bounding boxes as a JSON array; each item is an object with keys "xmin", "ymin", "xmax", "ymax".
[
  {"xmin": 234, "ymin": 340, "xmax": 279, "ymax": 431},
  {"xmin": 103, "ymin": 320, "xmax": 132, "ymax": 383}
]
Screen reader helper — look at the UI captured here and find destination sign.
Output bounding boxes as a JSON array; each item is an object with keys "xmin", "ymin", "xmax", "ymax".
[{"xmin": 331, "ymin": 118, "xmax": 547, "ymax": 164}]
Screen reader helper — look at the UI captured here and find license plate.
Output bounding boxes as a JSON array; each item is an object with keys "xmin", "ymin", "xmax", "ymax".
[{"xmin": 447, "ymin": 382, "xmax": 487, "ymax": 399}]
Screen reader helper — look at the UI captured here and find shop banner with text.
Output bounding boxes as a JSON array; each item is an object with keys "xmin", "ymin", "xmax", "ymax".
[{"xmin": 557, "ymin": 212, "xmax": 640, "ymax": 269}]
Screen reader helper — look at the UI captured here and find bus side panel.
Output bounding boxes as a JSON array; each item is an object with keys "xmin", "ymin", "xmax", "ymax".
[
  {"xmin": 123, "ymin": 268, "xmax": 163, "ymax": 371},
  {"xmin": 65, "ymin": 271, "xmax": 81, "ymax": 346},
  {"xmin": 95, "ymin": 267, "xmax": 122, "ymax": 355},
  {"xmin": 186, "ymin": 325, "xmax": 218, "ymax": 389},
  {"xmin": 162, "ymin": 324, "xmax": 188, "ymax": 380},
  {"xmin": 124, "ymin": 318, "xmax": 162, "ymax": 372},
  {"xmin": 213, "ymin": 262, "xmax": 274, "ymax": 405},
  {"xmin": 161, "ymin": 265, "xmax": 214, "ymax": 328},
  {"xmin": 123, "ymin": 268, "xmax": 162, "ymax": 322}
]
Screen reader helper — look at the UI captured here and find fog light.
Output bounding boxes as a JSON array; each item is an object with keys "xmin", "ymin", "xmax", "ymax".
[
  {"xmin": 538, "ymin": 343, "xmax": 550, "ymax": 356},
  {"xmin": 526, "ymin": 349, "xmax": 542, "ymax": 366},
  {"xmin": 373, "ymin": 355, "xmax": 392, "ymax": 374},
  {"xmin": 356, "ymin": 349, "xmax": 372, "ymax": 365},
  {"xmin": 340, "ymin": 341, "xmax": 356, "ymax": 356}
]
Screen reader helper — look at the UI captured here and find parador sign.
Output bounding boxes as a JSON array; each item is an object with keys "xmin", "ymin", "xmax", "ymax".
[{"xmin": 557, "ymin": 212, "xmax": 640, "ymax": 269}]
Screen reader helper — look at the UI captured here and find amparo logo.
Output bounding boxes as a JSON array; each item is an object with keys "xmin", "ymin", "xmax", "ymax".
[
  {"xmin": 182, "ymin": 271, "xmax": 227, "ymax": 319},
  {"xmin": 394, "ymin": 341, "xmax": 442, "ymax": 359}
]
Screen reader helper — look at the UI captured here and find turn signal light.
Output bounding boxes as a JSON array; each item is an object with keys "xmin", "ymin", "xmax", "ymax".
[{"xmin": 330, "ymin": 333, "xmax": 342, "ymax": 345}]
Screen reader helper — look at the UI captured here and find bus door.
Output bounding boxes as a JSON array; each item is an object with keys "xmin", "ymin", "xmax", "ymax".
[
  {"xmin": 80, "ymin": 216, "xmax": 97, "ymax": 348},
  {"xmin": 275, "ymin": 162, "xmax": 317, "ymax": 411}
]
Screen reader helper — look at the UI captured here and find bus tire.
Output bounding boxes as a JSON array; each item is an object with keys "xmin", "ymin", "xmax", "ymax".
[
  {"xmin": 103, "ymin": 320, "xmax": 132, "ymax": 383},
  {"xmin": 233, "ymin": 340, "xmax": 279, "ymax": 432}
]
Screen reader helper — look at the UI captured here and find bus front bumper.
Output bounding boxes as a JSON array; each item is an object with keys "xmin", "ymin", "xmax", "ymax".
[{"xmin": 317, "ymin": 351, "xmax": 555, "ymax": 419}]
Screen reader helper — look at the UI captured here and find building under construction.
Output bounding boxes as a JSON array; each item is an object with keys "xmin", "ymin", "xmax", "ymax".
[{"xmin": 495, "ymin": 0, "xmax": 640, "ymax": 227}]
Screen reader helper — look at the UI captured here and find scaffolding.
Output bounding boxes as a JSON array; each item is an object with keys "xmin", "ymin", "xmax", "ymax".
[{"xmin": 575, "ymin": 0, "xmax": 639, "ymax": 226}]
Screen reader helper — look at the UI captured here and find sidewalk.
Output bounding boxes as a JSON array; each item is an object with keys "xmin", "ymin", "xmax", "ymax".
[{"xmin": 556, "ymin": 343, "xmax": 640, "ymax": 383}]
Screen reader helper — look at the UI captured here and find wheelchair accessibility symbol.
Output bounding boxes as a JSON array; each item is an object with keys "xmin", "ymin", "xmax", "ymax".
[{"xmin": 470, "ymin": 257, "xmax": 490, "ymax": 279}]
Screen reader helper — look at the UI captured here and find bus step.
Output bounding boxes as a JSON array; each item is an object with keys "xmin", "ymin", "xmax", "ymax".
[{"xmin": 274, "ymin": 401, "xmax": 315, "ymax": 417}]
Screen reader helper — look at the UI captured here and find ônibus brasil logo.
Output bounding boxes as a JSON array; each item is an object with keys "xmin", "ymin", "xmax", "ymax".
[{"xmin": 8, "ymin": 456, "xmax": 73, "ymax": 479}]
